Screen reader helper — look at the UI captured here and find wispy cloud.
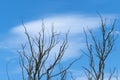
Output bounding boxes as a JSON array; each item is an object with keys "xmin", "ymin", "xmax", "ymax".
[
  {"xmin": 3, "ymin": 14, "xmax": 117, "ymax": 61},
  {"xmin": 11, "ymin": 14, "xmax": 117, "ymax": 35},
  {"xmin": 1, "ymin": 14, "xmax": 117, "ymax": 79},
  {"xmin": 11, "ymin": 14, "xmax": 101, "ymax": 35}
]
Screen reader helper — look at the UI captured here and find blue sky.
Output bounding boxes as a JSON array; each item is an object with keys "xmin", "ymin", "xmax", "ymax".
[{"xmin": 0, "ymin": 0, "xmax": 120, "ymax": 80}]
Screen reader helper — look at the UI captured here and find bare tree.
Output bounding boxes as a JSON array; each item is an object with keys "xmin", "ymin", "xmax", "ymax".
[
  {"xmin": 18, "ymin": 22, "xmax": 77, "ymax": 80},
  {"xmin": 83, "ymin": 15, "xmax": 116, "ymax": 80}
]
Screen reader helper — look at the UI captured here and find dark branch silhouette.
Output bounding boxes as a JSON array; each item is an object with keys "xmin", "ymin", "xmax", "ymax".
[
  {"xmin": 18, "ymin": 22, "xmax": 77, "ymax": 80},
  {"xmin": 83, "ymin": 15, "xmax": 116, "ymax": 80}
]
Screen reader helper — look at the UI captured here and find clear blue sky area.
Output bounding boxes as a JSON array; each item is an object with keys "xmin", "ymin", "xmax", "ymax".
[
  {"xmin": 0, "ymin": 0, "xmax": 120, "ymax": 33},
  {"xmin": 0, "ymin": 0, "xmax": 120, "ymax": 80}
]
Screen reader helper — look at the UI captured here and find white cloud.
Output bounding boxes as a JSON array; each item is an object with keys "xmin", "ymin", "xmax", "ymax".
[
  {"xmin": 11, "ymin": 14, "xmax": 101, "ymax": 36},
  {"xmin": 1, "ymin": 14, "xmax": 117, "ymax": 79},
  {"xmin": 11, "ymin": 14, "xmax": 118, "ymax": 36},
  {"xmin": 5, "ymin": 14, "xmax": 117, "ymax": 61}
]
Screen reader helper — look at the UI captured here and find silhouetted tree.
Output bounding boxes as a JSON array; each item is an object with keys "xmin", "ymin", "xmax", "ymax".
[
  {"xmin": 83, "ymin": 15, "xmax": 116, "ymax": 80},
  {"xmin": 18, "ymin": 22, "xmax": 77, "ymax": 80}
]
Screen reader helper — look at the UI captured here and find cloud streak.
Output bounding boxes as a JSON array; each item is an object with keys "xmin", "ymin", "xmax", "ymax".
[
  {"xmin": 0, "ymin": 14, "xmax": 117, "ymax": 80},
  {"xmin": 11, "ymin": 14, "xmax": 101, "ymax": 35},
  {"xmin": 4, "ymin": 14, "xmax": 117, "ymax": 61}
]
